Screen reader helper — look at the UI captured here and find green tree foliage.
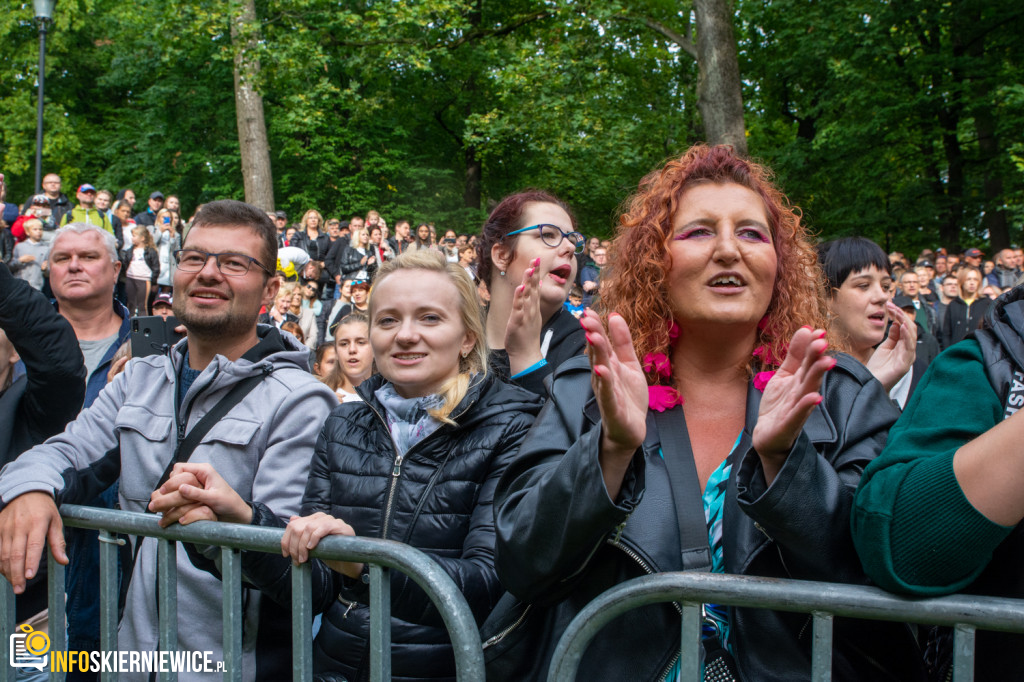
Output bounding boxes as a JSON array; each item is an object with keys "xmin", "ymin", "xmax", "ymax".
[
  {"xmin": 1, "ymin": 0, "xmax": 1021, "ymax": 249},
  {"xmin": 742, "ymin": 0, "xmax": 1024, "ymax": 253}
]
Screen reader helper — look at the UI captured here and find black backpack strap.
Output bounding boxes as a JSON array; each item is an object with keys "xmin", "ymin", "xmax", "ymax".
[
  {"xmin": 154, "ymin": 367, "xmax": 271, "ymax": 491},
  {"xmin": 651, "ymin": 406, "xmax": 712, "ymax": 572},
  {"xmin": 119, "ymin": 367, "xmax": 271, "ymax": 621}
]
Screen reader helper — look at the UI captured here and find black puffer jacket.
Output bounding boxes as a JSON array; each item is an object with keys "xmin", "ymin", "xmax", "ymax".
[
  {"xmin": 486, "ymin": 354, "xmax": 924, "ymax": 682},
  {"xmin": 940, "ymin": 296, "xmax": 993, "ymax": 349},
  {"xmin": 243, "ymin": 371, "xmax": 541, "ymax": 681}
]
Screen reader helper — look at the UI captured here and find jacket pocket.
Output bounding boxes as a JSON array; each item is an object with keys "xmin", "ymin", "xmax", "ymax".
[
  {"xmin": 198, "ymin": 416, "xmax": 262, "ymax": 447},
  {"xmin": 114, "ymin": 405, "xmax": 174, "ymax": 503}
]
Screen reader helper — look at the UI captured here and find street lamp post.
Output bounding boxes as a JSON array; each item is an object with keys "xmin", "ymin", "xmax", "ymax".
[{"xmin": 33, "ymin": 0, "xmax": 56, "ymax": 194}]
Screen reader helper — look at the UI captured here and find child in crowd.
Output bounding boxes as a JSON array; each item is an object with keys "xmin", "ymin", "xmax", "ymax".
[
  {"xmin": 11, "ymin": 219, "xmax": 49, "ymax": 290},
  {"xmin": 564, "ymin": 285, "xmax": 584, "ymax": 318},
  {"xmin": 122, "ymin": 225, "xmax": 159, "ymax": 316}
]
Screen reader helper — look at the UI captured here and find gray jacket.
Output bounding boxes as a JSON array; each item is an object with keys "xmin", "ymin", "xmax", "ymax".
[{"xmin": 0, "ymin": 326, "xmax": 337, "ymax": 681}]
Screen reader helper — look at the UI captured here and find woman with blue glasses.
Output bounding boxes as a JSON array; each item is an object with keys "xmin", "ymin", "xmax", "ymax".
[{"xmin": 475, "ymin": 190, "xmax": 587, "ymax": 395}]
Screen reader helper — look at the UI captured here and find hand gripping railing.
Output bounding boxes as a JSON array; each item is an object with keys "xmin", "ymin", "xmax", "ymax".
[
  {"xmin": 547, "ymin": 571, "xmax": 1024, "ymax": 682},
  {"xmin": 0, "ymin": 504, "xmax": 486, "ymax": 682}
]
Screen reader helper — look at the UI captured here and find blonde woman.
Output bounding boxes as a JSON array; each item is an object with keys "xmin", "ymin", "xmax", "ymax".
[
  {"xmin": 340, "ymin": 225, "xmax": 376, "ymax": 281},
  {"xmin": 153, "ymin": 249, "xmax": 541, "ymax": 680}
]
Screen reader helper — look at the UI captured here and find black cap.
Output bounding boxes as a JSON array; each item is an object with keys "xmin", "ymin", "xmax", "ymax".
[
  {"xmin": 275, "ymin": 210, "xmax": 287, "ymax": 220},
  {"xmin": 150, "ymin": 191, "xmax": 165, "ymax": 200}
]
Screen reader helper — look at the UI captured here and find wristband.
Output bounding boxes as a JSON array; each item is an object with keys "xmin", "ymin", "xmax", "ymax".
[{"xmin": 511, "ymin": 358, "xmax": 548, "ymax": 379}]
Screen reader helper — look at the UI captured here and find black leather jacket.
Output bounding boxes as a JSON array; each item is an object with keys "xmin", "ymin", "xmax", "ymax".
[
  {"xmin": 487, "ymin": 354, "xmax": 924, "ymax": 681},
  {"xmin": 341, "ymin": 245, "xmax": 376, "ymax": 279},
  {"xmin": 239, "ymin": 371, "xmax": 541, "ymax": 681}
]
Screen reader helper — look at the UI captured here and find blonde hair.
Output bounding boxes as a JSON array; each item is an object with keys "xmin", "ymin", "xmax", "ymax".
[
  {"xmin": 349, "ymin": 225, "xmax": 368, "ymax": 249},
  {"xmin": 132, "ymin": 225, "xmax": 156, "ymax": 250},
  {"xmin": 275, "ymin": 282, "xmax": 298, "ymax": 306},
  {"xmin": 369, "ymin": 249, "xmax": 488, "ymax": 423}
]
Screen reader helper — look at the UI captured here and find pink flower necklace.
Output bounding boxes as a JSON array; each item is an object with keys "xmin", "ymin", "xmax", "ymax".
[{"xmin": 643, "ymin": 318, "xmax": 782, "ymax": 412}]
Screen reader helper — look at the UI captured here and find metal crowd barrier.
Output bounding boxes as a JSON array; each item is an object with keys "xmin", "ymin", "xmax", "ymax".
[
  {"xmin": 547, "ymin": 571, "xmax": 1024, "ymax": 682},
  {"xmin": 0, "ymin": 504, "xmax": 485, "ymax": 682}
]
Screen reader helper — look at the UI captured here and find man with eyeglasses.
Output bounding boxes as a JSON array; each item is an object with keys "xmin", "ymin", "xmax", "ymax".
[{"xmin": 0, "ymin": 200, "xmax": 337, "ymax": 681}]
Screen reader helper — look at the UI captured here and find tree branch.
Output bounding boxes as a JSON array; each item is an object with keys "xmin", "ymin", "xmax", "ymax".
[{"xmin": 614, "ymin": 14, "xmax": 698, "ymax": 60}]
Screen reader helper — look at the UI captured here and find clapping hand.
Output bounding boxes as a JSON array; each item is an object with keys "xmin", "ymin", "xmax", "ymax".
[
  {"xmin": 504, "ymin": 258, "xmax": 544, "ymax": 375},
  {"xmin": 751, "ymin": 327, "xmax": 833, "ymax": 484},
  {"xmin": 580, "ymin": 309, "xmax": 648, "ymax": 499},
  {"xmin": 865, "ymin": 301, "xmax": 916, "ymax": 392}
]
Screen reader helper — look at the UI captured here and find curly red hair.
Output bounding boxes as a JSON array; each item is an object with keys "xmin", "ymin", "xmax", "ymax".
[{"xmin": 599, "ymin": 144, "xmax": 828, "ymax": 385}]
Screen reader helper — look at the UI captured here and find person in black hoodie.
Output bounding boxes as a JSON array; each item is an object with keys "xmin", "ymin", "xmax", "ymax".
[
  {"xmin": 476, "ymin": 190, "xmax": 586, "ymax": 396},
  {"xmin": 0, "ymin": 261, "xmax": 86, "ymax": 623},
  {"xmin": 155, "ymin": 250, "xmax": 541, "ymax": 681},
  {"xmin": 940, "ymin": 265, "xmax": 993, "ymax": 349}
]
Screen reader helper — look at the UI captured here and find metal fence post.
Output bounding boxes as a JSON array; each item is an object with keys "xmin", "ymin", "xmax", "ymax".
[
  {"xmin": 0, "ymin": 581, "xmax": 14, "ymax": 682},
  {"xmin": 369, "ymin": 564, "xmax": 392, "ymax": 682},
  {"xmin": 98, "ymin": 529, "xmax": 122, "ymax": 682},
  {"xmin": 157, "ymin": 538, "xmax": 178, "ymax": 682},
  {"xmin": 221, "ymin": 546, "xmax": 242, "ymax": 682},
  {"xmin": 811, "ymin": 611, "xmax": 834, "ymax": 682},
  {"xmin": 291, "ymin": 561, "xmax": 313, "ymax": 682},
  {"xmin": 47, "ymin": 548, "xmax": 65, "ymax": 682},
  {"xmin": 953, "ymin": 623, "xmax": 976, "ymax": 682}
]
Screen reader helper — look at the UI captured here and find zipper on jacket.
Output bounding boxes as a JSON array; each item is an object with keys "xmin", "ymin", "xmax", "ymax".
[
  {"xmin": 338, "ymin": 595, "xmax": 359, "ymax": 619},
  {"xmin": 481, "ymin": 604, "xmax": 532, "ymax": 649},
  {"xmin": 657, "ymin": 651, "xmax": 681, "ymax": 682},
  {"xmin": 366, "ymin": 393, "xmax": 478, "ymax": 540},
  {"xmin": 174, "ymin": 366, "xmax": 222, "ymax": 445}
]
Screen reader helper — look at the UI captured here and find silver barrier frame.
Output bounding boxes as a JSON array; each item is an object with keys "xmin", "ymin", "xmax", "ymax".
[
  {"xmin": 0, "ymin": 504, "xmax": 485, "ymax": 682},
  {"xmin": 547, "ymin": 571, "xmax": 1024, "ymax": 682}
]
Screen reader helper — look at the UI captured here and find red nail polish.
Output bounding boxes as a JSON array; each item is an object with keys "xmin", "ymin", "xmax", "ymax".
[
  {"xmin": 815, "ymin": 397, "xmax": 823, "ymax": 405},
  {"xmin": 801, "ymin": 325, "xmax": 812, "ymax": 330},
  {"xmin": 594, "ymin": 367, "xmax": 603, "ymax": 378},
  {"xmin": 585, "ymin": 333, "xmax": 593, "ymax": 345}
]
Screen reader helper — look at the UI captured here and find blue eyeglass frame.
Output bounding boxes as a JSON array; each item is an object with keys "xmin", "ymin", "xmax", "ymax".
[{"xmin": 505, "ymin": 224, "xmax": 585, "ymax": 253}]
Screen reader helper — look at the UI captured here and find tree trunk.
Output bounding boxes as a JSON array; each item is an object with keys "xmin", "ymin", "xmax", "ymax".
[
  {"xmin": 464, "ymin": 143, "xmax": 481, "ymax": 210},
  {"xmin": 693, "ymin": 0, "xmax": 747, "ymax": 156},
  {"xmin": 231, "ymin": 0, "xmax": 274, "ymax": 211},
  {"xmin": 966, "ymin": 11, "xmax": 1008, "ymax": 251},
  {"xmin": 462, "ymin": 0, "xmax": 482, "ymax": 210}
]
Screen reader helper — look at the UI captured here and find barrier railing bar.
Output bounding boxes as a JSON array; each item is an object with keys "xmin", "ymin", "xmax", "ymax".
[
  {"xmin": 953, "ymin": 624, "xmax": 975, "ymax": 682},
  {"xmin": 548, "ymin": 572, "xmax": 1024, "ymax": 682},
  {"xmin": 222, "ymin": 546, "xmax": 242, "ymax": 682},
  {"xmin": 369, "ymin": 564, "xmax": 391, "ymax": 682},
  {"xmin": 680, "ymin": 601, "xmax": 700, "ymax": 682},
  {"xmin": 98, "ymin": 529, "xmax": 120, "ymax": 682},
  {"xmin": 811, "ymin": 611, "xmax": 833, "ymax": 682},
  {"xmin": 47, "ymin": 550, "xmax": 65, "ymax": 682},
  {"xmin": 0, "ymin": 505, "xmax": 484, "ymax": 682},
  {"xmin": 0, "ymin": 570, "xmax": 13, "ymax": 681},
  {"xmin": 157, "ymin": 538, "xmax": 178, "ymax": 682},
  {"xmin": 291, "ymin": 562, "xmax": 313, "ymax": 682}
]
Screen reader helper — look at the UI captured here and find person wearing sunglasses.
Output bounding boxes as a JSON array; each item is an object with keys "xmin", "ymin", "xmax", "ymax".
[{"xmin": 475, "ymin": 190, "xmax": 587, "ymax": 395}]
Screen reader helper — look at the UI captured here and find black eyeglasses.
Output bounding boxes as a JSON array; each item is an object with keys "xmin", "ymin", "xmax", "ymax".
[
  {"xmin": 505, "ymin": 224, "xmax": 585, "ymax": 254},
  {"xmin": 174, "ymin": 249, "xmax": 272, "ymax": 277}
]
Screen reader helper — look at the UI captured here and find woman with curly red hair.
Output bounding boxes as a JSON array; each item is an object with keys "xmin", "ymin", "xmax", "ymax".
[{"xmin": 485, "ymin": 145, "xmax": 923, "ymax": 681}]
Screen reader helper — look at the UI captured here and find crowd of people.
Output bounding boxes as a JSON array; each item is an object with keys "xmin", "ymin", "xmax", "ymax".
[{"xmin": 0, "ymin": 146, "xmax": 1022, "ymax": 682}]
